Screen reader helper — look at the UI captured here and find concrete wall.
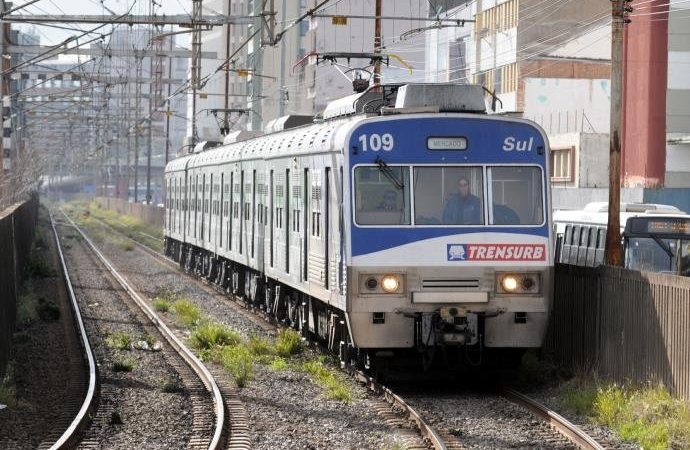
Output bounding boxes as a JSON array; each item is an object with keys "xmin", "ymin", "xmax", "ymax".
[
  {"xmin": 95, "ymin": 197, "xmax": 164, "ymax": 229},
  {"xmin": 0, "ymin": 196, "xmax": 39, "ymax": 378},
  {"xmin": 524, "ymin": 78, "xmax": 611, "ymax": 135}
]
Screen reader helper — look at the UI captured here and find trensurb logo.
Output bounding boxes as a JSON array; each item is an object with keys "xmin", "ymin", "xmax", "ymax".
[
  {"xmin": 447, "ymin": 244, "xmax": 546, "ymax": 261},
  {"xmin": 447, "ymin": 244, "xmax": 467, "ymax": 261}
]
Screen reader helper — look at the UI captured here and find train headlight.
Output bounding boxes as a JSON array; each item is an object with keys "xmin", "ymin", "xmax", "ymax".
[
  {"xmin": 501, "ymin": 275, "xmax": 519, "ymax": 292},
  {"xmin": 381, "ymin": 275, "xmax": 400, "ymax": 293},
  {"xmin": 360, "ymin": 273, "xmax": 404, "ymax": 294},
  {"xmin": 496, "ymin": 273, "xmax": 540, "ymax": 294}
]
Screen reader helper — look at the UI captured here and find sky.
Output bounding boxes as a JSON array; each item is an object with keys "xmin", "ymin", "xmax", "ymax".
[{"xmin": 10, "ymin": 0, "xmax": 193, "ymax": 49}]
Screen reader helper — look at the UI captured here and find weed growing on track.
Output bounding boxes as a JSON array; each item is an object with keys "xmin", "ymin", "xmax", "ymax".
[
  {"xmin": 109, "ymin": 411, "xmax": 123, "ymax": 425},
  {"xmin": 106, "ymin": 332, "xmax": 133, "ymax": 350},
  {"xmin": 268, "ymin": 357, "xmax": 288, "ymax": 371},
  {"xmin": 219, "ymin": 345, "xmax": 254, "ymax": 388},
  {"xmin": 560, "ymin": 380, "xmax": 690, "ymax": 450},
  {"xmin": 0, "ymin": 379, "xmax": 17, "ymax": 408},
  {"xmin": 112, "ymin": 358, "xmax": 136, "ymax": 372},
  {"xmin": 172, "ymin": 299, "xmax": 201, "ymax": 328},
  {"xmin": 16, "ymin": 291, "xmax": 39, "ymax": 326},
  {"xmin": 153, "ymin": 298, "xmax": 171, "ymax": 312},
  {"xmin": 274, "ymin": 328, "xmax": 302, "ymax": 357},
  {"xmin": 302, "ymin": 357, "xmax": 353, "ymax": 403},
  {"xmin": 189, "ymin": 322, "xmax": 242, "ymax": 352},
  {"xmin": 160, "ymin": 377, "xmax": 182, "ymax": 393}
]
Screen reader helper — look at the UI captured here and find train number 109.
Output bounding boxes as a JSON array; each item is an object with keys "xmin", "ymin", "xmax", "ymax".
[{"xmin": 358, "ymin": 133, "xmax": 394, "ymax": 152}]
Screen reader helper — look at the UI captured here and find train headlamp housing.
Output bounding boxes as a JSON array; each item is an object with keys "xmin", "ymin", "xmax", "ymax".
[
  {"xmin": 496, "ymin": 272, "xmax": 540, "ymax": 295},
  {"xmin": 359, "ymin": 273, "xmax": 405, "ymax": 295},
  {"xmin": 381, "ymin": 275, "xmax": 400, "ymax": 293}
]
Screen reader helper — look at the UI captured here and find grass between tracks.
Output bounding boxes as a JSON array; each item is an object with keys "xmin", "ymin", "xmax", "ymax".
[
  {"xmin": 159, "ymin": 293, "xmax": 352, "ymax": 400},
  {"xmin": 63, "ymin": 200, "xmax": 163, "ymax": 252}
]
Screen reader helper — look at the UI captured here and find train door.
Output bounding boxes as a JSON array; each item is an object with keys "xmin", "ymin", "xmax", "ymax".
[
  {"xmin": 303, "ymin": 168, "xmax": 309, "ymax": 281},
  {"xmin": 255, "ymin": 169, "xmax": 266, "ymax": 271},
  {"xmin": 308, "ymin": 169, "xmax": 327, "ymax": 288},
  {"xmin": 209, "ymin": 173, "xmax": 214, "ymax": 247},
  {"xmin": 289, "ymin": 168, "xmax": 305, "ymax": 281},
  {"xmin": 194, "ymin": 174, "xmax": 199, "ymax": 240},
  {"xmin": 219, "ymin": 173, "xmax": 224, "ymax": 249},
  {"xmin": 239, "ymin": 170, "xmax": 245, "ymax": 258},
  {"xmin": 228, "ymin": 171, "xmax": 234, "ymax": 253},
  {"xmin": 285, "ymin": 168, "xmax": 290, "ymax": 273},
  {"xmin": 268, "ymin": 169, "xmax": 274, "ymax": 269}
]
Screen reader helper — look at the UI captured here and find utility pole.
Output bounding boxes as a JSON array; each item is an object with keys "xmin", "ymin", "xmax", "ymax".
[
  {"xmin": 604, "ymin": 0, "xmax": 631, "ymax": 266},
  {"xmin": 373, "ymin": 0, "xmax": 382, "ymax": 85},
  {"xmin": 165, "ymin": 28, "xmax": 173, "ymax": 164}
]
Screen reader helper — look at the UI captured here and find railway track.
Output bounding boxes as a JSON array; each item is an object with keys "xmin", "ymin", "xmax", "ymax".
[
  {"xmin": 78, "ymin": 212, "xmax": 608, "ymax": 450},
  {"xmin": 56, "ymin": 212, "xmax": 228, "ymax": 449}
]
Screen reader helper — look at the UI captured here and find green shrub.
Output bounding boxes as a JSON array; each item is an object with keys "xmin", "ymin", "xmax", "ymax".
[
  {"xmin": 172, "ymin": 299, "xmax": 201, "ymax": 328},
  {"xmin": 247, "ymin": 334, "xmax": 272, "ymax": 356},
  {"xmin": 112, "ymin": 358, "xmax": 136, "ymax": 372},
  {"xmin": 106, "ymin": 332, "xmax": 133, "ymax": 350},
  {"xmin": 37, "ymin": 298, "xmax": 60, "ymax": 321},
  {"xmin": 275, "ymin": 328, "xmax": 302, "ymax": 357},
  {"xmin": 16, "ymin": 292, "xmax": 39, "ymax": 326},
  {"xmin": 189, "ymin": 322, "xmax": 241, "ymax": 351},
  {"xmin": 25, "ymin": 255, "xmax": 54, "ymax": 278},
  {"xmin": 219, "ymin": 345, "xmax": 254, "ymax": 388},
  {"xmin": 153, "ymin": 298, "xmax": 171, "ymax": 312},
  {"xmin": 0, "ymin": 382, "xmax": 17, "ymax": 408},
  {"xmin": 109, "ymin": 411, "xmax": 123, "ymax": 425},
  {"xmin": 160, "ymin": 377, "xmax": 182, "ymax": 393},
  {"xmin": 268, "ymin": 357, "xmax": 289, "ymax": 371}
]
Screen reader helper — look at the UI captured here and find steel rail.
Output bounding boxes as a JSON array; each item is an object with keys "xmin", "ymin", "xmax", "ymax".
[
  {"xmin": 60, "ymin": 211, "xmax": 226, "ymax": 450},
  {"xmin": 344, "ymin": 367, "xmax": 447, "ymax": 450},
  {"xmin": 502, "ymin": 388, "xmax": 605, "ymax": 450},
  {"xmin": 47, "ymin": 210, "xmax": 98, "ymax": 450}
]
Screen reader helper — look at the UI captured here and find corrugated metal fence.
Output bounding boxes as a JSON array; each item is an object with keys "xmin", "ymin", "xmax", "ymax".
[
  {"xmin": 546, "ymin": 264, "xmax": 690, "ymax": 400},
  {"xmin": 0, "ymin": 195, "xmax": 39, "ymax": 379}
]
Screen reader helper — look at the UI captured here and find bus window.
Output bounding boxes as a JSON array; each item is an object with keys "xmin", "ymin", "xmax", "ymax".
[
  {"xmin": 561, "ymin": 225, "xmax": 573, "ymax": 263},
  {"xmin": 586, "ymin": 227, "xmax": 598, "ymax": 266},
  {"xmin": 577, "ymin": 226, "xmax": 590, "ymax": 266},
  {"xmin": 569, "ymin": 226, "xmax": 581, "ymax": 264},
  {"xmin": 595, "ymin": 228, "xmax": 606, "ymax": 265}
]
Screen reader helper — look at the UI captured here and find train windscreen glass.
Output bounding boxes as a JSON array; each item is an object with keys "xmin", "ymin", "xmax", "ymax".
[
  {"xmin": 413, "ymin": 166, "xmax": 484, "ymax": 225},
  {"xmin": 488, "ymin": 166, "xmax": 544, "ymax": 225},
  {"xmin": 354, "ymin": 166, "xmax": 411, "ymax": 225}
]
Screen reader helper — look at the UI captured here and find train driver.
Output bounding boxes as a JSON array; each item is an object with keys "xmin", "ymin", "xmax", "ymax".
[{"xmin": 442, "ymin": 177, "xmax": 482, "ymax": 225}]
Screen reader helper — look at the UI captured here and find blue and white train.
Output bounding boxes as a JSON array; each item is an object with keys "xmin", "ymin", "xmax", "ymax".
[{"xmin": 164, "ymin": 83, "xmax": 553, "ymax": 369}]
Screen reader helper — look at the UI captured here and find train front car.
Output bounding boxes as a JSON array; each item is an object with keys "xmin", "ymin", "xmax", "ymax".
[{"xmin": 343, "ymin": 110, "xmax": 552, "ymax": 370}]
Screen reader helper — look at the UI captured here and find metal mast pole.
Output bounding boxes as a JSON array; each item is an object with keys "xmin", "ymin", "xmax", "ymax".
[
  {"xmin": 134, "ymin": 58, "xmax": 142, "ymax": 202},
  {"xmin": 190, "ymin": 0, "xmax": 202, "ymax": 147},
  {"xmin": 373, "ymin": 0, "xmax": 382, "ymax": 85},
  {"xmin": 604, "ymin": 0, "xmax": 629, "ymax": 266},
  {"xmin": 165, "ymin": 28, "xmax": 173, "ymax": 164}
]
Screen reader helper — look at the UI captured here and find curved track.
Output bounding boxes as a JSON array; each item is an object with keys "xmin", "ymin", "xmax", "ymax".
[
  {"xmin": 42, "ymin": 211, "xmax": 98, "ymax": 449},
  {"xmin": 60, "ymin": 212, "xmax": 227, "ymax": 449}
]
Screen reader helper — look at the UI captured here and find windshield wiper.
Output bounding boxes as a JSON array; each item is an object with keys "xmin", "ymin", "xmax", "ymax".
[
  {"xmin": 651, "ymin": 235, "xmax": 675, "ymax": 261},
  {"xmin": 375, "ymin": 156, "xmax": 404, "ymax": 190}
]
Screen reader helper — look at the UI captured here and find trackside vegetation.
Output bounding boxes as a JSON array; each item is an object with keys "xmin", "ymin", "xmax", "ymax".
[
  {"xmin": 159, "ymin": 290, "xmax": 353, "ymax": 401},
  {"xmin": 560, "ymin": 379, "xmax": 690, "ymax": 450}
]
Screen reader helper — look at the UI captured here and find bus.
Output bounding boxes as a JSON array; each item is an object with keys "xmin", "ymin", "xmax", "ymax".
[{"xmin": 553, "ymin": 202, "xmax": 690, "ymax": 276}]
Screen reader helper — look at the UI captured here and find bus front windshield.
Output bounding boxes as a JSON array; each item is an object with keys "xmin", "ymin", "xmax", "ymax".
[{"xmin": 625, "ymin": 238, "xmax": 690, "ymax": 276}]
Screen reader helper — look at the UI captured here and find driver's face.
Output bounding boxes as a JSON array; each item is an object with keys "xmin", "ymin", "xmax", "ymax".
[{"xmin": 458, "ymin": 180, "xmax": 469, "ymax": 197}]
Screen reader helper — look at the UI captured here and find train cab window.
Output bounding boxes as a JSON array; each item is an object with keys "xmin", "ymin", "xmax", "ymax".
[
  {"xmin": 354, "ymin": 166, "xmax": 411, "ymax": 226},
  {"xmin": 488, "ymin": 166, "xmax": 543, "ymax": 225},
  {"xmin": 413, "ymin": 166, "xmax": 484, "ymax": 225}
]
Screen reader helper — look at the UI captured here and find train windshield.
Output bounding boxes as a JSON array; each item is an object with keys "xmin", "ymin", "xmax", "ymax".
[
  {"xmin": 625, "ymin": 238, "xmax": 690, "ymax": 276},
  {"xmin": 354, "ymin": 166, "xmax": 411, "ymax": 225},
  {"xmin": 488, "ymin": 166, "xmax": 544, "ymax": 225},
  {"xmin": 413, "ymin": 167, "xmax": 485, "ymax": 225},
  {"xmin": 354, "ymin": 165, "xmax": 544, "ymax": 227}
]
